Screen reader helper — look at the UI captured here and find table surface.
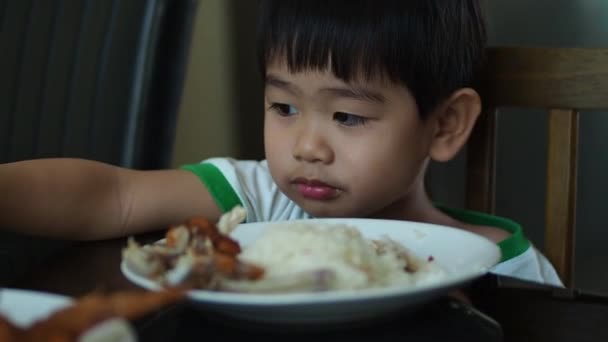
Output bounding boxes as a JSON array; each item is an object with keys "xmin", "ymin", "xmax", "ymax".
[{"xmin": 7, "ymin": 233, "xmax": 608, "ymax": 342}]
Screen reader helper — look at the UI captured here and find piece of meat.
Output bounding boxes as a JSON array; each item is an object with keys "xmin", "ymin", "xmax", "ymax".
[
  {"xmin": 123, "ymin": 207, "xmax": 264, "ymax": 290},
  {"xmin": 0, "ymin": 289, "xmax": 185, "ymax": 342},
  {"xmin": 216, "ymin": 206, "xmax": 247, "ymax": 234}
]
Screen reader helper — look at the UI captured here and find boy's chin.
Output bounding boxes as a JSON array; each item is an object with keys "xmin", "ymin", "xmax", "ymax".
[{"xmin": 296, "ymin": 201, "xmax": 358, "ymax": 218}]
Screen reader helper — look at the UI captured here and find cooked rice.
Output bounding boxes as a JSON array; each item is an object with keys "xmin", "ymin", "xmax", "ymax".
[{"xmin": 238, "ymin": 222, "xmax": 446, "ymax": 291}]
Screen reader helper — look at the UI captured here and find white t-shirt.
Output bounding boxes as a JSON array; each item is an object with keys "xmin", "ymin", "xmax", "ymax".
[{"xmin": 182, "ymin": 158, "xmax": 563, "ymax": 287}]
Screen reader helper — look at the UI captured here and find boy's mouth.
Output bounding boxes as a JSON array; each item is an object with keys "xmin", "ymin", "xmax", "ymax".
[{"xmin": 292, "ymin": 178, "xmax": 340, "ymax": 200}]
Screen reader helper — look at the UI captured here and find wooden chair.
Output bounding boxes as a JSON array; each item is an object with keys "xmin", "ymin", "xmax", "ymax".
[{"xmin": 467, "ymin": 47, "xmax": 608, "ymax": 287}]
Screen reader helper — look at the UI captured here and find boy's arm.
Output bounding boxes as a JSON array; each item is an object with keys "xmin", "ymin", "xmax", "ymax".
[{"xmin": 0, "ymin": 158, "xmax": 222, "ymax": 240}]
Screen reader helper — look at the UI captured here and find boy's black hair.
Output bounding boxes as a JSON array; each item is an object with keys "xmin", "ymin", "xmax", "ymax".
[{"xmin": 257, "ymin": 0, "xmax": 487, "ymax": 118}]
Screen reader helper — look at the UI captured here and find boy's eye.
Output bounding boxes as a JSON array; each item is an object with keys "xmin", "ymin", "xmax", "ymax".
[
  {"xmin": 333, "ymin": 112, "xmax": 368, "ymax": 127},
  {"xmin": 269, "ymin": 103, "xmax": 298, "ymax": 116}
]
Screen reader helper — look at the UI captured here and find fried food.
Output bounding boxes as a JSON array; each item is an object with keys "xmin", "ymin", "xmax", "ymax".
[
  {"xmin": 122, "ymin": 207, "xmax": 264, "ymax": 289},
  {"xmin": 0, "ymin": 289, "xmax": 185, "ymax": 342}
]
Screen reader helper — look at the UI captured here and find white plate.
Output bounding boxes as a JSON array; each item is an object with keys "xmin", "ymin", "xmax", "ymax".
[
  {"xmin": 121, "ymin": 218, "xmax": 501, "ymax": 325},
  {"xmin": 0, "ymin": 288, "xmax": 73, "ymax": 328}
]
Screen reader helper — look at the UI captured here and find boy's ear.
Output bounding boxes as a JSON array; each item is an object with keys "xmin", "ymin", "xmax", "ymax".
[{"xmin": 428, "ymin": 88, "xmax": 481, "ymax": 162}]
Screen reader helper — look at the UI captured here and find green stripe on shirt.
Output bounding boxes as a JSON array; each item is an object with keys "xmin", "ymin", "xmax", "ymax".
[{"xmin": 180, "ymin": 163, "xmax": 243, "ymax": 213}]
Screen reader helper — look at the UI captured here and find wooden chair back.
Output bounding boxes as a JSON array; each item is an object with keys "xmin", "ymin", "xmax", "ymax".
[{"xmin": 467, "ymin": 47, "xmax": 608, "ymax": 287}]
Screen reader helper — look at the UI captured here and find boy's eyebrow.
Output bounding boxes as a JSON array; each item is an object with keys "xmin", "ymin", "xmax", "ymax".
[
  {"xmin": 265, "ymin": 75, "xmax": 300, "ymax": 95},
  {"xmin": 265, "ymin": 74, "xmax": 385, "ymax": 103},
  {"xmin": 319, "ymin": 86, "xmax": 386, "ymax": 104}
]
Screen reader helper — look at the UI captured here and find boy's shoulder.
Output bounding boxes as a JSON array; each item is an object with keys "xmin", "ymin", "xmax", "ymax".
[
  {"xmin": 435, "ymin": 204, "xmax": 520, "ymax": 242},
  {"xmin": 464, "ymin": 224, "xmax": 512, "ymax": 243}
]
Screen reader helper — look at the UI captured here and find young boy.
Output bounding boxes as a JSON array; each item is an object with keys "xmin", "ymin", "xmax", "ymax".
[{"xmin": 0, "ymin": 0, "xmax": 561, "ymax": 286}]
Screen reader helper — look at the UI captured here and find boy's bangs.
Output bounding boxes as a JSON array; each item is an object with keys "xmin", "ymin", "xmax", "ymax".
[
  {"xmin": 258, "ymin": 1, "xmax": 415, "ymax": 84},
  {"xmin": 257, "ymin": 0, "xmax": 487, "ymax": 117}
]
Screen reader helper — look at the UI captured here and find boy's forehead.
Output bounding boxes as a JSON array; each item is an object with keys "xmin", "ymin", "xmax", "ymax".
[
  {"xmin": 265, "ymin": 59, "xmax": 415, "ymax": 105},
  {"xmin": 266, "ymin": 57, "xmax": 393, "ymax": 89}
]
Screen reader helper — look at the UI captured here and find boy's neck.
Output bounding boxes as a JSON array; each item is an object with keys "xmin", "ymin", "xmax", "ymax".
[
  {"xmin": 369, "ymin": 180, "xmax": 453, "ymax": 225},
  {"xmin": 369, "ymin": 181, "xmax": 510, "ymax": 243}
]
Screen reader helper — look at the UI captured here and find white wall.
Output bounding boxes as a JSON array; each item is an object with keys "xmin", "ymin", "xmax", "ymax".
[{"xmin": 171, "ymin": 0, "xmax": 237, "ymax": 167}]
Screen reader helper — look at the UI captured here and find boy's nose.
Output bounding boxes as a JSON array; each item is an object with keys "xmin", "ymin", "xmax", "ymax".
[{"xmin": 292, "ymin": 124, "xmax": 334, "ymax": 164}]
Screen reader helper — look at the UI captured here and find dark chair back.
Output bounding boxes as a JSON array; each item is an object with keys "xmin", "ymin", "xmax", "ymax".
[
  {"xmin": 0, "ymin": 0, "xmax": 198, "ymax": 285},
  {"xmin": 0, "ymin": 0, "xmax": 198, "ymax": 169}
]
